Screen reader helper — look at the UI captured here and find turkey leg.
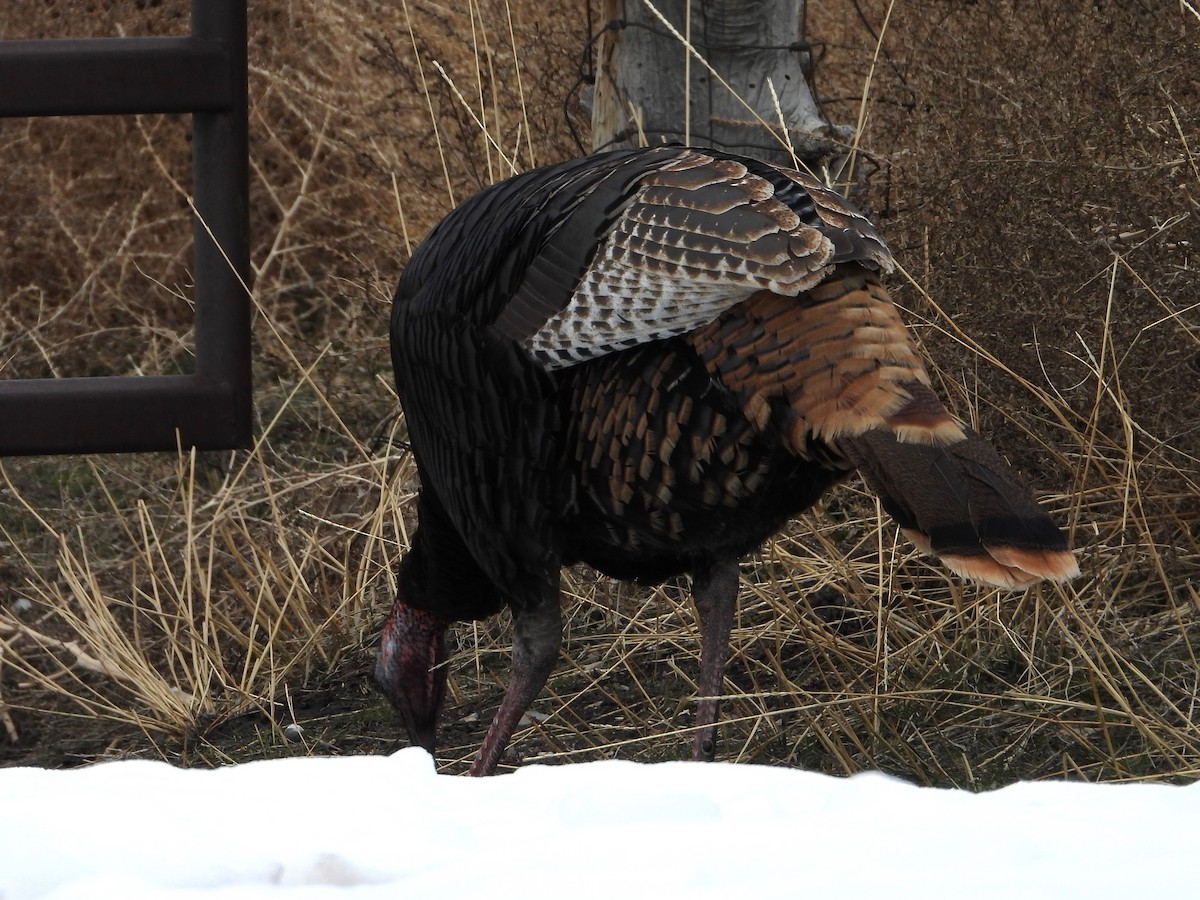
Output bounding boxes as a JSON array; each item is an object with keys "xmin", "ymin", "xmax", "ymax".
[
  {"xmin": 468, "ymin": 591, "xmax": 563, "ymax": 776},
  {"xmin": 691, "ymin": 559, "xmax": 740, "ymax": 762}
]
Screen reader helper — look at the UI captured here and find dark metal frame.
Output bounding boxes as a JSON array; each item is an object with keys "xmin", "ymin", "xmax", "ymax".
[{"xmin": 0, "ymin": 1, "xmax": 250, "ymax": 454}]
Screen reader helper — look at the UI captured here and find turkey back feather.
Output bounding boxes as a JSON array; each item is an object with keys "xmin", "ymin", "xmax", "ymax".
[{"xmin": 502, "ymin": 149, "xmax": 891, "ymax": 370}]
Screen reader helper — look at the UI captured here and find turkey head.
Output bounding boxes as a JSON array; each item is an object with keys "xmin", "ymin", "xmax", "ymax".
[{"xmin": 375, "ymin": 598, "xmax": 450, "ymax": 754}]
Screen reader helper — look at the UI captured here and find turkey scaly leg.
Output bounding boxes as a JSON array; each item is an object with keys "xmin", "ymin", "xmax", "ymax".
[
  {"xmin": 691, "ymin": 559, "xmax": 740, "ymax": 762},
  {"xmin": 468, "ymin": 589, "xmax": 562, "ymax": 776}
]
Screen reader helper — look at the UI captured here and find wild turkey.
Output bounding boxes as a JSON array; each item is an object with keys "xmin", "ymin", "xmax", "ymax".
[{"xmin": 375, "ymin": 146, "xmax": 1078, "ymax": 776}]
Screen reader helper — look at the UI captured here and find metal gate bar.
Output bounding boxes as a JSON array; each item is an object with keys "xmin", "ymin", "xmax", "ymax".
[{"xmin": 0, "ymin": 0, "xmax": 250, "ymax": 455}]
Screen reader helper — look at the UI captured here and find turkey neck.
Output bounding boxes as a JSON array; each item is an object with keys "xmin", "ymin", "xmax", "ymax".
[{"xmin": 401, "ymin": 487, "xmax": 508, "ymax": 621}]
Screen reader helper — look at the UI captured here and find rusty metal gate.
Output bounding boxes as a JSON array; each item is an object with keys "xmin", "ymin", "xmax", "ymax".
[{"xmin": 0, "ymin": 0, "xmax": 250, "ymax": 454}]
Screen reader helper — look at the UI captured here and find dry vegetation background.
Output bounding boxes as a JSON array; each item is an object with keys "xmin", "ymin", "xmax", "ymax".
[{"xmin": 0, "ymin": 1, "xmax": 1197, "ymax": 783}]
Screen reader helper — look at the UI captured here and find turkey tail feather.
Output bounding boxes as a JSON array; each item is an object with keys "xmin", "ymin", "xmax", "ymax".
[{"xmin": 842, "ymin": 428, "xmax": 1078, "ymax": 590}]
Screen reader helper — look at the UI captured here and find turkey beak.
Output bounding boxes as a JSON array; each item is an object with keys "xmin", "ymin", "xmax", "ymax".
[{"xmin": 375, "ymin": 603, "xmax": 449, "ymax": 754}]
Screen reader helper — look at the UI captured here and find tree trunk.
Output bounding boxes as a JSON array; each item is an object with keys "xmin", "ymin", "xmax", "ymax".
[{"xmin": 590, "ymin": 0, "xmax": 850, "ymax": 168}]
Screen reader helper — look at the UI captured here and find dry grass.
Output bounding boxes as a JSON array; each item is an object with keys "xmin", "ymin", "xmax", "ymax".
[{"xmin": 1, "ymin": 1, "xmax": 1197, "ymax": 783}]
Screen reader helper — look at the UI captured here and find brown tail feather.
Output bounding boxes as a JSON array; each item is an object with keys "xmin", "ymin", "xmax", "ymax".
[
  {"xmin": 686, "ymin": 269, "xmax": 957, "ymax": 453},
  {"xmin": 685, "ymin": 262, "xmax": 1076, "ymax": 590},
  {"xmin": 844, "ymin": 428, "xmax": 1078, "ymax": 590}
]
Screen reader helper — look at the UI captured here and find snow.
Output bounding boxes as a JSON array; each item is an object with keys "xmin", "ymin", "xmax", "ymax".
[{"xmin": 1, "ymin": 749, "xmax": 1196, "ymax": 899}]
